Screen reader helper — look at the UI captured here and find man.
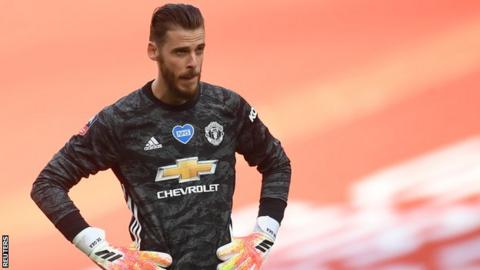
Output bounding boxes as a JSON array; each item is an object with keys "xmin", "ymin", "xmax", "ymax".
[{"xmin": 31, "ymin": 3, "xmax": 291, "ymax": 270}]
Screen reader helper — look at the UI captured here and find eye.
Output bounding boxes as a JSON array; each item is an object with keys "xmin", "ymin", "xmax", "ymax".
[
  {"xmin": 173, "ymin": 48, "xmax": 190, "ymax": 56},
  {"xmin": 175, "ymin": 50, "xmax": 188, "ymax": 56},
  {"xmin": 195, "ymin": 46, "xmax": 205, "ymax": 55}
]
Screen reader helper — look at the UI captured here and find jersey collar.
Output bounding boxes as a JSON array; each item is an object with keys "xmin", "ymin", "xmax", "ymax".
[{"xmin": 141, "ymin": 79, "xmax": 201, "ymax": 111}]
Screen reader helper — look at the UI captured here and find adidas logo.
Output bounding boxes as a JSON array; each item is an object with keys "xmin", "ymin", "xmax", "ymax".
[
  {"xmin": 144, "ymin": 137, "xmax": 163, "ymax": 151},
  {"xmin": 255, "ymin": 239, "xmax": 273, "ymax": 253},
  {"xmin": 94, "ymin": 249, "xmax": 123, "ymax": 262}
]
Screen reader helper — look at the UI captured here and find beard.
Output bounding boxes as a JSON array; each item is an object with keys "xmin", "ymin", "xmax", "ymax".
[{"xmin": 159, "ymin": 58, "xmax": 201, "ymax": 101}]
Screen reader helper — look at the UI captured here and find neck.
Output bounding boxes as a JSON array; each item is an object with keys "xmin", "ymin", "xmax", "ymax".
[{"xmin": 151, "ymin": 77, "xmax": 190, "ymax": 105}]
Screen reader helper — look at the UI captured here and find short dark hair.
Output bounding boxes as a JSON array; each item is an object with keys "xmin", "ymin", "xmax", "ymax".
[{"xmin": 149, "ymin": 3, "xmax": 204, "ymax": 44}]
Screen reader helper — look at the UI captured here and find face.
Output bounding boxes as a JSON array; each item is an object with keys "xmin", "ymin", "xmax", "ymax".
[{"xmin": 149, "ymin": 27, "xmax": 205, "ymax": 100}]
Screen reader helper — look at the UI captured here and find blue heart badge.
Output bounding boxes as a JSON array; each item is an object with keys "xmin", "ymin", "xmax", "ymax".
[{"xmin": 172, "ymin": 124, "xmax": 195, "ymax": 144}]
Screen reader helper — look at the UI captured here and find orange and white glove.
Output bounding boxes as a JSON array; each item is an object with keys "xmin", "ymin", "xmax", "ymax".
[
  {"xmin": 216, "ymin": 216, "xmax": 279, "ymax": 270},
  {"xmin": 73, "ymin": 227, "xmax": 172, "ymax": 270}
]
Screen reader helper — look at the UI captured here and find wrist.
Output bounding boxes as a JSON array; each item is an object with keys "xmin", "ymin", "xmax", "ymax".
[
  {"xmin": 254, "ymin": 216, "xmax": 280, "ymax": 240},
  {"xmin": 55, "ymin": 211, "xmax": 90, "ymax": 242},
  {"xmin": 72, "ymin": 227, "xmax": 107, "ymax": 256},
  {"xmin": 258, "ymin": 197, "xmax": 287, "ymax": 224}
]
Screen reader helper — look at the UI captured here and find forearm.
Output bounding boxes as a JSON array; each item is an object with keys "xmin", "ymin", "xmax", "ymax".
[
  {"xmin": 30, "ymin": 176, "xmax": 90, "ymax": 241},
  {"xmin": 260, "ymin": 164, "xmax": 291, "ymax": 202},
  {"xmin": 30, "ymin": 149, "xmax": 94, "ymax": 241},
  {"xmin": 259, "ymin": 145, "xmax": 291, "ymax": 215},
  {"xmin": 258, "ymin": 197, "xmax": 287, "ymax": 224}
]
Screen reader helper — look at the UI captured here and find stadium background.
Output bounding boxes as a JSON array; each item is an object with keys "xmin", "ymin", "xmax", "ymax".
[{"xmin": 1, "ymin": 0, "xmax": 480, "ymax": 269}]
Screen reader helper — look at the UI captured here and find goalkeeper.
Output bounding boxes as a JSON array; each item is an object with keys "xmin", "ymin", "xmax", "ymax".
[{"xmin": 30, "ymin": 3, "xmax": 291, "ymax": 270}]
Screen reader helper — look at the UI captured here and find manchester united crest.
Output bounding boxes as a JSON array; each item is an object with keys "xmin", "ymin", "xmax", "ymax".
[{"xmin": 205, "ymin": 121, "xmax": 224, "ymax": 146}]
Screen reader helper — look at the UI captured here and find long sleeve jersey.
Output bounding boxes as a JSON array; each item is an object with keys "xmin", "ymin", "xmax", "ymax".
[{"xmin": 31, "ymin": 80, "xmax": 291, "ymax": 269}]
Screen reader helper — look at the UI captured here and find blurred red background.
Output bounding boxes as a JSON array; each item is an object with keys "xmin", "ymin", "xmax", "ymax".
[{"xmin": 1, "ymin": 0, "xmax": 480, "ymax": 269}]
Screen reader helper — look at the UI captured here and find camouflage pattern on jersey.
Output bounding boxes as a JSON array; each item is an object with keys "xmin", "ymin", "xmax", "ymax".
[{"xmin": 31, "ymin": 80, "xmax": 291, "ymax": 269}]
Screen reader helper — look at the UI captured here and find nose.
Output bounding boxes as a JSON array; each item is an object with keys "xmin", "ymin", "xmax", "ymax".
[{"xmin": 186, "ymin": 52, "xmax": 199, "ymax": 68}]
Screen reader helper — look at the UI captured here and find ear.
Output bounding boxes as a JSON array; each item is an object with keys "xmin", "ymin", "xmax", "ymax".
[{"xmin": 147, "ymin": 41, "xmax": 160, "ymax": 61}]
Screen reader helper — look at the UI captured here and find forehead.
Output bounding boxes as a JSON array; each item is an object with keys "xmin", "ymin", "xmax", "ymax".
[{"xmin": 163, "ymin": 27, "xmax": 205, "ymax": 48}]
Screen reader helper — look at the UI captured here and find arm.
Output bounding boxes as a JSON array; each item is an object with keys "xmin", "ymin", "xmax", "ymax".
[
  {"xmin": 30, "ymin": 112, "xmax": 119, "ymax": 241},
  {"xmin": 217, "ymin": 97, "xmax": 291, "ymax": 270},
  {"xmin": 30, "ymin": 110, "xmax": 172, "ymax": 269},
  {"xmin": 235, "ymin": 98, "xmax": 291, "ymax": 224}
]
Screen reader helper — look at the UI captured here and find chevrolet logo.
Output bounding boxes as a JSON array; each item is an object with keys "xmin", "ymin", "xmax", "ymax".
[{"xmin": 155, "ymin": 157, "xmax": 217, "ymax": 183}]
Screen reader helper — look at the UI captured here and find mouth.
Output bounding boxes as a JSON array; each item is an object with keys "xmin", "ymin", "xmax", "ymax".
[
  {"xmin": 179, "ymin": 73, "xmax": 199, "ymax": 81},
  {"xmin": 180, "ymin": 76, "xmax": 197, "ymax": 81}
]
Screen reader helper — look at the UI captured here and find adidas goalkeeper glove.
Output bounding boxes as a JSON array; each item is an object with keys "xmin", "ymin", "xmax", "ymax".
[
  {"xmin": 216, "ymin": 216, "xmax": 279, "ymax": 270},
  {"xmin": 73, "ymin": 227, "xmax": 172, "ymax": 270}
]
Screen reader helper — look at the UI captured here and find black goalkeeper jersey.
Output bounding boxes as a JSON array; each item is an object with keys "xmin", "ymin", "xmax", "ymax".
[{"xmin": 31, "ymin": 80, "xmax": 291, "ymax": 269}]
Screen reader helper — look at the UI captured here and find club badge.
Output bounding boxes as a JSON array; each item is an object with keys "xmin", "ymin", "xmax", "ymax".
[
  {"xmin": 205, "ymin": 121, "xmax": 224, "ymax": 146},
  {"xmin": 172, "ymin": 124, "xmax": 194, "ymax": 144}
]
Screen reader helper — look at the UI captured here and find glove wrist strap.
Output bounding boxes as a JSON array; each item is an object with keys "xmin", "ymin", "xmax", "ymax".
[
  {"xmin": 254, "ymin": 216, "xmax": 280, "ymax": 240},
  {"xmin": 72, "ymin": 227, "xmax": 107, "ymax": 256}
]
